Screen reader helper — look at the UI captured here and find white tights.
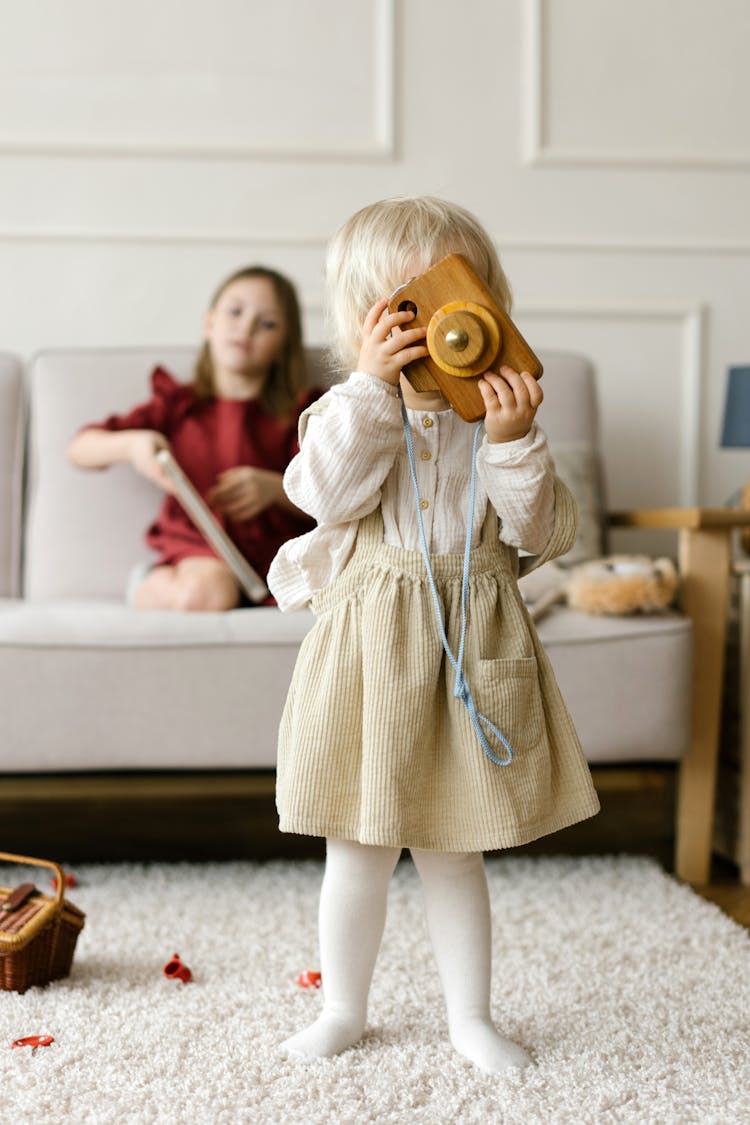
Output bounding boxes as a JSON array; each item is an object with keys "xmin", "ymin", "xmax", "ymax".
[{"xmin": 281, "ymin": 839, "xmax": 531, "ymax": 1073}]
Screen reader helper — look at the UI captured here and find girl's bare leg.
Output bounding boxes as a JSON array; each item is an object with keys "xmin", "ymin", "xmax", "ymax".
[
  {"xmin": 282, "ymin": 838, "xmax": 401, "ymax": 1060},
  {"xmin": 134, "ymin": 557, "xmax": 241, "ymax": 611}
]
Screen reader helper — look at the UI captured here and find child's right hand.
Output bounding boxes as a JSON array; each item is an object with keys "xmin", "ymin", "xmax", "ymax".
[
  {"xmin": 128, "ymin": 430, "xmax": 174, "ymax": 492},
  {"xmin": 357, "ymin": 298, "xmax": 428, "ymax": 386}
]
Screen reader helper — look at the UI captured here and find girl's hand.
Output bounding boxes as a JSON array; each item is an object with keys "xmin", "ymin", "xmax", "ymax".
[
  {"xmin": 128, "ymin": 430, "xmax": 174, "ymax": 491},
  {"xmin": 356, "ymin": 298, "xmax": 428, "ymax": 386},
  {"xmin": 479, "ymin": 366, "xmax": 543, "ymax": 443},
  {"xmin": 207, "ymin": 466, "xmax": 281, "ymax": 520}
]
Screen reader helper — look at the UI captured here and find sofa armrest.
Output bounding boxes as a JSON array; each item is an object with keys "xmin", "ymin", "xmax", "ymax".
[{"xmin": 604, "ymin": 506, "xmax": 749, "ymax": 882}]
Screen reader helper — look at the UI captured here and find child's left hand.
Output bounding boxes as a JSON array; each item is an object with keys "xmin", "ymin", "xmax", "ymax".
[
  {"xmin": 207, "ymin": 466, "xmax": 280, "ymax": 520},
  {"xmin": 479, "ymin": 366, "xmax": 543, "ymax": 443}
]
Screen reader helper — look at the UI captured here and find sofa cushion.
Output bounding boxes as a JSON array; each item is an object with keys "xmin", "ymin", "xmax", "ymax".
[
  {"xmin": 0, "ymin": 601, "xmax": 315, "ymax": 771},
  {"xmin": 0, "ymin": 598, "xmax": 690, "ymax": 772},
  {"xmin": 549, "ymin": 443, "xmax": 605, "ymax": 564},
  {"xmin": 0, "ymin": 599, "xmax": 314, "ymax": 646},
  {"xmin": 533, "ymin": 352, "xmax": 607, "ymax": 568},
  {"xmin": 0, "ymin": 353, "xmax": 24, "ymax": 597},
  {"xmin": 536, "ymin": 606, "xmax": 691, "ymax": 763},
  {"xmin": 23, "ymin": 346, "xmax": 592, "ymax": 600},
  {"xmin": 25, "ymin": 348, "xmax": 197, "ymax": 601},
  {"xmin": 23, "ymin": 346, "xmax": 332, "ymax": 600}
]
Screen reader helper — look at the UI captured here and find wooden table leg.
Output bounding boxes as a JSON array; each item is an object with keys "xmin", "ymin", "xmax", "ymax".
[{"xmin": 674, "ymin": 527, "xmax": 732, "ymax": 883}]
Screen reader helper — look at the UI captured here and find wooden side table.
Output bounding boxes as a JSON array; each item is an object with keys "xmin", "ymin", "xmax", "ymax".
[{"xmin": 609, "ymin": 507, "xmax": 750, "ymax": 883}]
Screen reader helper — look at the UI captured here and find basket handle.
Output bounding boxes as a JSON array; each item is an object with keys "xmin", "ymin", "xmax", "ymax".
[{"xmin": 0, "ymin": 852, "xmax": 65, "ymax": 908}]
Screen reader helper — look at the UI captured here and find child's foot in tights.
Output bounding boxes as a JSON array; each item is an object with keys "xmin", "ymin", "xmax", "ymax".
[
  {"xmin": 410, "ymin": 847, "xmax": 533, "ymax": 1074},
  {"xmin": 281, "ymin": 1009, "xmax": 366, "ymax": 1060},
  {"xmin": 280, "ymin": 841, "xmax": 533, "ymax": 1071},
  {"xmin": 448, "ymin": 1016, "xmax": 532, "ymax": 1073},
  {"xmin": 281, "ymin": 1004, "xmax": 531, "ymax": 1070},
  {"xmin": 281, "ymin": 839, "xmax": 400, "ymax": 1061}
]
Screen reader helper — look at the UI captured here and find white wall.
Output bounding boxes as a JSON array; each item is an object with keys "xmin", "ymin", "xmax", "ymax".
[{"xmin": 1, "ymin": 0, "xmax": 749, "ymax": 518}]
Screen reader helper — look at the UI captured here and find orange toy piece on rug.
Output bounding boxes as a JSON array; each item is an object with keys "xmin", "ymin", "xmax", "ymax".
[
  {"xmin": 296, "ymin": 969, "xmax": 322, "ymax": 989},
  {"xmin": 11, "ymin": 1035, "xmax": 54, "ymax": 1052}
]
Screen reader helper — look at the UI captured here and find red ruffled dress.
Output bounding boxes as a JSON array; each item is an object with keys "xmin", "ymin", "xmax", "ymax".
[{"xmin": 83, "ymin": 367, "xmax": 322, "ymax": 584}]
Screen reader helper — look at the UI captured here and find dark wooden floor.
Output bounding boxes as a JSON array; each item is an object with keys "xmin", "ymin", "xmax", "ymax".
[
  {"xmin": 1, "ymin": 766, "xmax": 748, "ymax": 928},
  {"xmin": 695, "ymin": 861, "xmax": 750, "ymax": 927}
]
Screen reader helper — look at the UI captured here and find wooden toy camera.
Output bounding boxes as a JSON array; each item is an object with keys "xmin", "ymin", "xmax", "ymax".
[{"xmin": 388, "ymin": 253, "xmax": 543, "ymax": 423}]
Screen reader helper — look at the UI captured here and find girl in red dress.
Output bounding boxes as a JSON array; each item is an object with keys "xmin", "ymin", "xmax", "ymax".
[{"xmin": 67, "ymin": 266, "xmax": 321, "ymax": 610}]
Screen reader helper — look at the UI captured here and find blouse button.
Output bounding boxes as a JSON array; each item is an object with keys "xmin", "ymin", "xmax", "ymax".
[
  {"xmin": 420, "ymin": 450, "xmax": 432, "ymax": 461},
  {"xmin": 422, "ymin": 417, "xmax": 434, "ymax": 428},
  {"xmin": 419, "ymin": 498, "xmax": 429, "ymax": 510}
]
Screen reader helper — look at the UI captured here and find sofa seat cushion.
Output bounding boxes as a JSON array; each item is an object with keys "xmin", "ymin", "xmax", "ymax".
[
  {"xmin": 0, "ymin": 599, "xmax": 691, "ymax": 772},
  {"xmin": 0, "ymin": 601, "xmax": 314, "ymax": 772},
  {"xmin": 0, "ymin": 600, "xmax": 314, "ymax": 647},
  {"xmin": 536, "ymin": 607, "xmax": 692, "ymax": 763}
]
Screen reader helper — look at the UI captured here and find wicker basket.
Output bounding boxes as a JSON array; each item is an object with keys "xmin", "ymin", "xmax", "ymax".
[{"xmin": 0, "ymin": 851, "xmax": 85, "ymax": 994}]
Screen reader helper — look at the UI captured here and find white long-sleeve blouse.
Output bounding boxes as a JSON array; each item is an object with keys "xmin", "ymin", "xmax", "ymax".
[{"xmin": 268, "ymin": 371, "xmax": 557, "ymax": 610}]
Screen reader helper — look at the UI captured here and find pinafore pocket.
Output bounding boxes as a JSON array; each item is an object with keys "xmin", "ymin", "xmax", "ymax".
[{"xmin": 473, "ymin": 655, "xmax": 546, "ymax": 755}]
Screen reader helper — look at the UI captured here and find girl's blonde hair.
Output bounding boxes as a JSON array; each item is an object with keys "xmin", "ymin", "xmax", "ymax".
[
  {"xmin": 193, "ymin": 265, "xmax": 306, "ymax": 416},
  {"xmin": 325, "ymin": 196, "xmax": 512, "ymax": 373}
]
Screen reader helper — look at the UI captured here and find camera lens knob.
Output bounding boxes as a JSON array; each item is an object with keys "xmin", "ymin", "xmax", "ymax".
[
  {"xmin": 427, "ymin": 301, "xmax": 501, "ymax": 377},
  {"xmin": 445, "ymin": 327, "xmax": 469, "ymax": 351}
]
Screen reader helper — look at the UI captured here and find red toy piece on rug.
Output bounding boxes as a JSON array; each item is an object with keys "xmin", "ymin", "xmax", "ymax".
[
  {"xmin": 11, "ymin": 1035, "xmax": 54, "ymax": 1052},
  {"xmin": 163, "ymin": 953, "xmax": 192, "ymax": 983},
  {"xmin": 296, "ymin": 969, "xmax": 322, "ymax": 989},
  {"xmin": 49, "ymin": 872, "xmax": 78, "ymax": 891}
]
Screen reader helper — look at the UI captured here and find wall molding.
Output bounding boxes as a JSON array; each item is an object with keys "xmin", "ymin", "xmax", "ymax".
[
  {"xmin": 517, "ymin": 301, "xmax": 705, "ymax": 506},
  {"xmin": 522, "ymin": 0, "xmax": 750, "ymax": 171},
  {"xmin": 0, "ymin": 0, "xmax": 395, "ymax": 162},
  {"xmin": 2, "ymin": 227, "xmax": 750, "ymax": 257},
  {"xmin": 0, "ymin": 227, "xmax": 330, "ymax": 248},
  {"xmin": 501, "ymin": 237, "xmax": 750, "ymax": 256}
]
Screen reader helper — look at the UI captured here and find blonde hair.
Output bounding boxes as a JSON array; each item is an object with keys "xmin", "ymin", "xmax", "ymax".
[
  {"xmin": 193, "ymin": 265, "xmax": 306, "ymax": 416},
  {"xmin": 325, "ymin": 196, "xmax": 513, "ymax": 373}
]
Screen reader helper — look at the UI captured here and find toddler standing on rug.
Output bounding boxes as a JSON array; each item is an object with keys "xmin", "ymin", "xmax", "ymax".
[
  {"xmin": 268, "ymin": 197, "xmax": 600, "ymax": 1072},
  {"xmin": 68, "ymin": 265, "xmax": 321, "ymax": 610}
]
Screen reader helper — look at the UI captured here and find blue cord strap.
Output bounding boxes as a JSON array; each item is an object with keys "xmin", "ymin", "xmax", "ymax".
[{"xmin": 400, "ymin": 398, "xmax": 513, "ymax": 767}]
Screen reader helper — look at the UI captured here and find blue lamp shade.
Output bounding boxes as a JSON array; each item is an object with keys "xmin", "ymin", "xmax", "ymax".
[{"xmin": 721, "ymin": 366, "xmax": 750, "ymax": 448}]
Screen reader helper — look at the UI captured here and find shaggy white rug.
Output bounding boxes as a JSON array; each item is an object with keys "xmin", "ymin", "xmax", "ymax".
[{"xmin": 1, "ymin": 855, "xmax": 749, "ymax": 1124}]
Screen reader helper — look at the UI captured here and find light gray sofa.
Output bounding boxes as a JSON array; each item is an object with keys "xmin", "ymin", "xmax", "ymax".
[{"xmin": 1, "ymin": 345, "xmax": 738, "ymax": 880}]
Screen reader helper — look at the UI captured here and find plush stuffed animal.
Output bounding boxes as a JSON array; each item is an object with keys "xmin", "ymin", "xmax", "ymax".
[{"xmin": 528, "ymin": 555, "xmax": 679, "ymax": 622}]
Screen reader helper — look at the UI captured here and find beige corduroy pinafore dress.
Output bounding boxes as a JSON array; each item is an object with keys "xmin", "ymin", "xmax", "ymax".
[{"xmin": 276, "ymin": 494, "xmax": 600, "ymax": 853}]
